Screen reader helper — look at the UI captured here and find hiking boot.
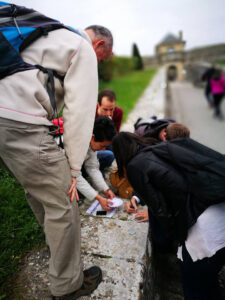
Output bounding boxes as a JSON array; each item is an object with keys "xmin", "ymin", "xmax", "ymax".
[{"xmin": 52, "ymin": 266, "xmax": 102, "ymax": 300}]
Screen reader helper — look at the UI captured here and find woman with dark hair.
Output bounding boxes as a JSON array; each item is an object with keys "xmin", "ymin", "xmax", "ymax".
[
  {"xmin": 112, "ymin": 132, "xmax": 157, "ymax": 177},
  {"xmin": 112, "ymin": 132, "xmax": 225, "ymax": 300}
]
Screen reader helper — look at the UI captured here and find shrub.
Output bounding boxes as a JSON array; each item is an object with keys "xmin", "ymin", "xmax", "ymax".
[
  {"xmin": 132, "ymin": 43, "xmax": 143, "ymax": 70},
  {"xmin": 98, "ymin": 56, "xmax": 138, "ymax": 82}
]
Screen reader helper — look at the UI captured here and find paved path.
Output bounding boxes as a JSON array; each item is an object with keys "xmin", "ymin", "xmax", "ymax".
[{"xmin": 169, "ymin": 82, "xmax": 225, "ymax": 153}]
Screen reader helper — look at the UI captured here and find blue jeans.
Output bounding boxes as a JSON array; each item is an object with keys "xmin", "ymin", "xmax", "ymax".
[{"xmin": 97, "ymin": 148, "xmax": 114, "ymax": 172}]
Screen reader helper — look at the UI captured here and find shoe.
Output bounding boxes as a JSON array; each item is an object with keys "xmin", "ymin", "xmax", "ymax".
[{"xmin": 52, "ymin": 266, "xmax": 102, "ymax": 299}]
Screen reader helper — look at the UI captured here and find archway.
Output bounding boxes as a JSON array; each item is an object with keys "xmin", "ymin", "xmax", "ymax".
[{"xmin": 167, "ymin": 65, "xmax": 178, "ymax": 81}]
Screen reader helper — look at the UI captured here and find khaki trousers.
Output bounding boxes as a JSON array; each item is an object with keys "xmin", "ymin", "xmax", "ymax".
[{"xmin": 0, "ymin": 118, "xmax": 83, "ymax": 296}]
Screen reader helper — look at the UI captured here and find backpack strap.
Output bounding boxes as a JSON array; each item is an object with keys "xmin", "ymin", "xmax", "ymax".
[
  {"xmin": 35, "ymin": 65, "xmax": 60, "ymax": 119},
  {"xmin": 19, "ymin": 24, "xmax": 67, "ymax": 52}
]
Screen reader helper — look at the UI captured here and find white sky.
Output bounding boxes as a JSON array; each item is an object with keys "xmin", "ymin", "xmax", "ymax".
[{"xmin": 7, "ymin": 0, "xmax": 225, "ymax": 56}]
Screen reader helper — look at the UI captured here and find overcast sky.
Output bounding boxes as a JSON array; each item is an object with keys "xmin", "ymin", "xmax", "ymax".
[{"xmin": 8, "ymin": 0, "xmax": 225, "ymax": 56}]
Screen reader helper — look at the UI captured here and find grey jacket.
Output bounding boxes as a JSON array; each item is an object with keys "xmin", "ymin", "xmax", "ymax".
[{"xmin": 76, "ymin": 146, "xmax": 109, "ymax": 200}]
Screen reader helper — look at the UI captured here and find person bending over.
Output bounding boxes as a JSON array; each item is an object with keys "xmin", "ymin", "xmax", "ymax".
[
  {"xmin": 0, "ymin": 5, "xmax": 113, "ymax": 297},
  {"xmin": 112, "ymin": 132, "xmax": 225, "ymax": 300},
  {"xmin": 76, "ymin": 116, "xmax": 117, "ymax": 210},
  {"xmin": 126, "ymin": 123, "xmax": 190, "ymax": 222}
]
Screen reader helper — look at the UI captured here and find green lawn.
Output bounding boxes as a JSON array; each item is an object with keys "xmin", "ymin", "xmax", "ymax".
[
  {"xmin": 0, "ymin": 67, "xmax": 156, "ymax": 297},
  {"xmin": 99, "ymin": 68, "xmax": 156, "ymax": 121},
  {"xmin": 0, "ymin": 169, "xmax": 44, "ymax": 297},
  {"xmin": 216, "ymin": 59, "xmax": 225, "ymax": 66}
]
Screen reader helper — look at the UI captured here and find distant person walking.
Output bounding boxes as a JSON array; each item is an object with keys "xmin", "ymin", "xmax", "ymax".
[
  {"xmin": 201, "ymin": 64, "xmax": 216, "ymax": 107},
  {"xmin": 210, "ymin": 69, "xmax": 225, "ymax": 120}
]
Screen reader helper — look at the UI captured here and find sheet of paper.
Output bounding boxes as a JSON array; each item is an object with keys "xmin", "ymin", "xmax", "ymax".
[
  {"xmin": 109, "ymin": 197, "xmax": 123, "ymax": 208},
  {"xmin": 86, "ymin": 200, "xmax": 117, "ymax": 217}
]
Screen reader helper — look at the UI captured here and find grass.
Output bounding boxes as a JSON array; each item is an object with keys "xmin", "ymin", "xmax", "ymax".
[
  {"xmin": 0, "ymin": 169, "xmax": 44, "ymax": 296},
  {"xmin": 216, "ymin": 59, "xmax": 225, "ymax": 66},
  {"xmin": 0, "ymin": 67, "xmax": 156, "ymax": 296},
  {"xmin": 99, "ymin": 68, "xmax": 156, "ymax": 121}
]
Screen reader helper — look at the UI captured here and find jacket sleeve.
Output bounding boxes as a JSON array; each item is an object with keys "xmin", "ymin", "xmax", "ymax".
[
  {"xmin": 63, "ymin": 38, "xmax": 98, "ymax": 178},
  {"xmin": 76, "ymin": 149, "xmax": 109, "ymax": 201},
  {"xmin": 127, "ymin": 161, "xmax": 170, "ymax": 217},
  {"xmin": 76, "ymin": 172, "xmax": 98, "ymax": 201},
  {"xmin": 84, "ymin": 149, "xmax": 109, "ymax": 193}
]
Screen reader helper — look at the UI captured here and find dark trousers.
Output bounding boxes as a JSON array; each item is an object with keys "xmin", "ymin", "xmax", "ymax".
[
  {"xmin": 180, "ymin": 246, "xmax": 225, "ymax": 300},
  {"xmin": 205, "ymin": 84, "xmax": 213, "ymax": 104},
  {"xmin": 213, "ymin": 93, "xmax": 224, "ymax": 117},
  {"xmin": 148, "ymin": 209, "xmax": 176, "ymax": 253}
]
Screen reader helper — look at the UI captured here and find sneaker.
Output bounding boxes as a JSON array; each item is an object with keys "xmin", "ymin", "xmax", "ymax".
[{"xmin": 52, "ymin": 266, "xmax": 102, "ymax": 300}]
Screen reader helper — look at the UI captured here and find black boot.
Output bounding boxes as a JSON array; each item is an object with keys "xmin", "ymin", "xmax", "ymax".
[{"xmin": 52, "ymin": 266, "xmax": 102, "ymax": 300}]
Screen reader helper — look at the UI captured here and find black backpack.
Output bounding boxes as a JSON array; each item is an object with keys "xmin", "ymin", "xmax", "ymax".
[
  {"xmin": 134, "ymin": 116, "xmax": 157, "ymax": 136},
  {"xmin": 0, "ymin": 1, "xmax": 81, "ymax": 119},
  {"xmin": 134, "ymin": 116, "xmax": 175, "ymax": 137}
]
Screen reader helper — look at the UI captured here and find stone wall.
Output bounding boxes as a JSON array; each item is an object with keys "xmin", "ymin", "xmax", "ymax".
[{"xmin": 186, "ymin": 44, "xmax": 225, "ymax": 63}]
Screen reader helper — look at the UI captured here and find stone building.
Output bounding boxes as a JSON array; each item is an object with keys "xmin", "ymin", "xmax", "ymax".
[
  {"xmin": 143, "ymin": 31, "xmax": 225, "ymax": 82},
  {"xmin": 155, "ymin": 31, "xmax": 186, "ymax": 81}
]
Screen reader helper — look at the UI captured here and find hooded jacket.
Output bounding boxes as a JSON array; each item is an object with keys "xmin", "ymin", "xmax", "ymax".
[{"xmin": 127, "ymin": 146, "xmax": 189, "ymax": 244}]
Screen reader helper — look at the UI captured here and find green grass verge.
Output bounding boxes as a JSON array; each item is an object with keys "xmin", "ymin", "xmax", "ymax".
[
  {"xmin": 99, "ymin": 68, "xmax": 156, "ymax": 121},
  {"xmin": 216, "ymin": 59, "xmax": 225, "ymax": 66},
  {"xmin": 0, "ymin": 169, "xmax": 44, "ymax": 296}
]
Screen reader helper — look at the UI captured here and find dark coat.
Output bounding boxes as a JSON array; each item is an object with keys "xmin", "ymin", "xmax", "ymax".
[
  {"xmin": 126, "ymin": 138, "xmax": 225, "ymax": 244},
  {"xmin": 127, "ymin": 146, "xmax": 189, "ymax": 244}
]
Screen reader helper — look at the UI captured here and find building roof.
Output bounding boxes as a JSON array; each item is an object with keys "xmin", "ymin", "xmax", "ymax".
[{"xmin": 158, "ymin": 33, "xmax": 181, "ymax": 45}]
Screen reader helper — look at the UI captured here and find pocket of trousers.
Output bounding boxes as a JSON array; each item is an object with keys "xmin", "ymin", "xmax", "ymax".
[{"xmin": 39, "ymin": 131, "xmax": 66, "ymax": 164}]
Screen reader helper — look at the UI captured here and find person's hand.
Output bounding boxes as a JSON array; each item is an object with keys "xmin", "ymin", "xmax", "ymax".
[
  {"xmin": 96, "ymin": 194, "xmax": 113, "ymax": 211},
  {"xmin": 67, "ymin": 177, "xmax": 79, "ymax": 202},
  {"xmin": 104, "ymin": 189, "xmax": 115, "ymax": 199},
  {"xmin": 124, "ymin": 197, "xmax": 138, "ymax": 213},
  {"xmin": 134, "ymin": 210, "xmax": 149, "ymax": 223}
]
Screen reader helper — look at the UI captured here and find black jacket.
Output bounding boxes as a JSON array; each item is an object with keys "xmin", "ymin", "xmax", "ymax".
[{"xmin": 126, "ymin": 138, "xmax": 225, "ymax": 244}]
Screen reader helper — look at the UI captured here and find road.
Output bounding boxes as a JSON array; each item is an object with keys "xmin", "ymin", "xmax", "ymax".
[{"xmin": 169, "ymin": 81, "xmax": 225, "ymax": 153}]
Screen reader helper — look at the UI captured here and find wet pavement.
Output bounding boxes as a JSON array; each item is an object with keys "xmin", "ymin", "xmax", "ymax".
[{"xmin": 169, "ymin": 81, "xmax": 225, "ymax": 153}]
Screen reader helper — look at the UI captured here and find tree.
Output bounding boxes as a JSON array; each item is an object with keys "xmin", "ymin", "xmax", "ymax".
[{"xmin": 132, "ymin": 43, "xmax": 143, "ymax": 70}]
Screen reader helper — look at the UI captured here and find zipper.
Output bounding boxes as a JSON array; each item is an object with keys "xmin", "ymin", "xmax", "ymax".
[
  {"xmin": 10, "ymin": 4, "xmax": 23, "ymax": 40},
  {"xmin": 13, "ymin": 16, "xmax": 23, "ymax": 40}
]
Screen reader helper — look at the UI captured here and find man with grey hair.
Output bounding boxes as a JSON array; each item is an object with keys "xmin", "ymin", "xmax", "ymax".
[
  {"xmin": 0, "ymin": 6, "xmax": 113, "ymax": 298},
  {"xmin": 85, "ymin": 25, "xmax": 113, "ymax": 62}
]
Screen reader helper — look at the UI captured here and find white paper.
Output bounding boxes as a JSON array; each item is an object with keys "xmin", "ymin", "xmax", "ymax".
[
  {"xmin": 86, "ymin": 200, "xmax": 117, "ymax": 217},
  {"xmin": 108, "ymin": 197, "xmax": 123, "ymax": 208}
]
